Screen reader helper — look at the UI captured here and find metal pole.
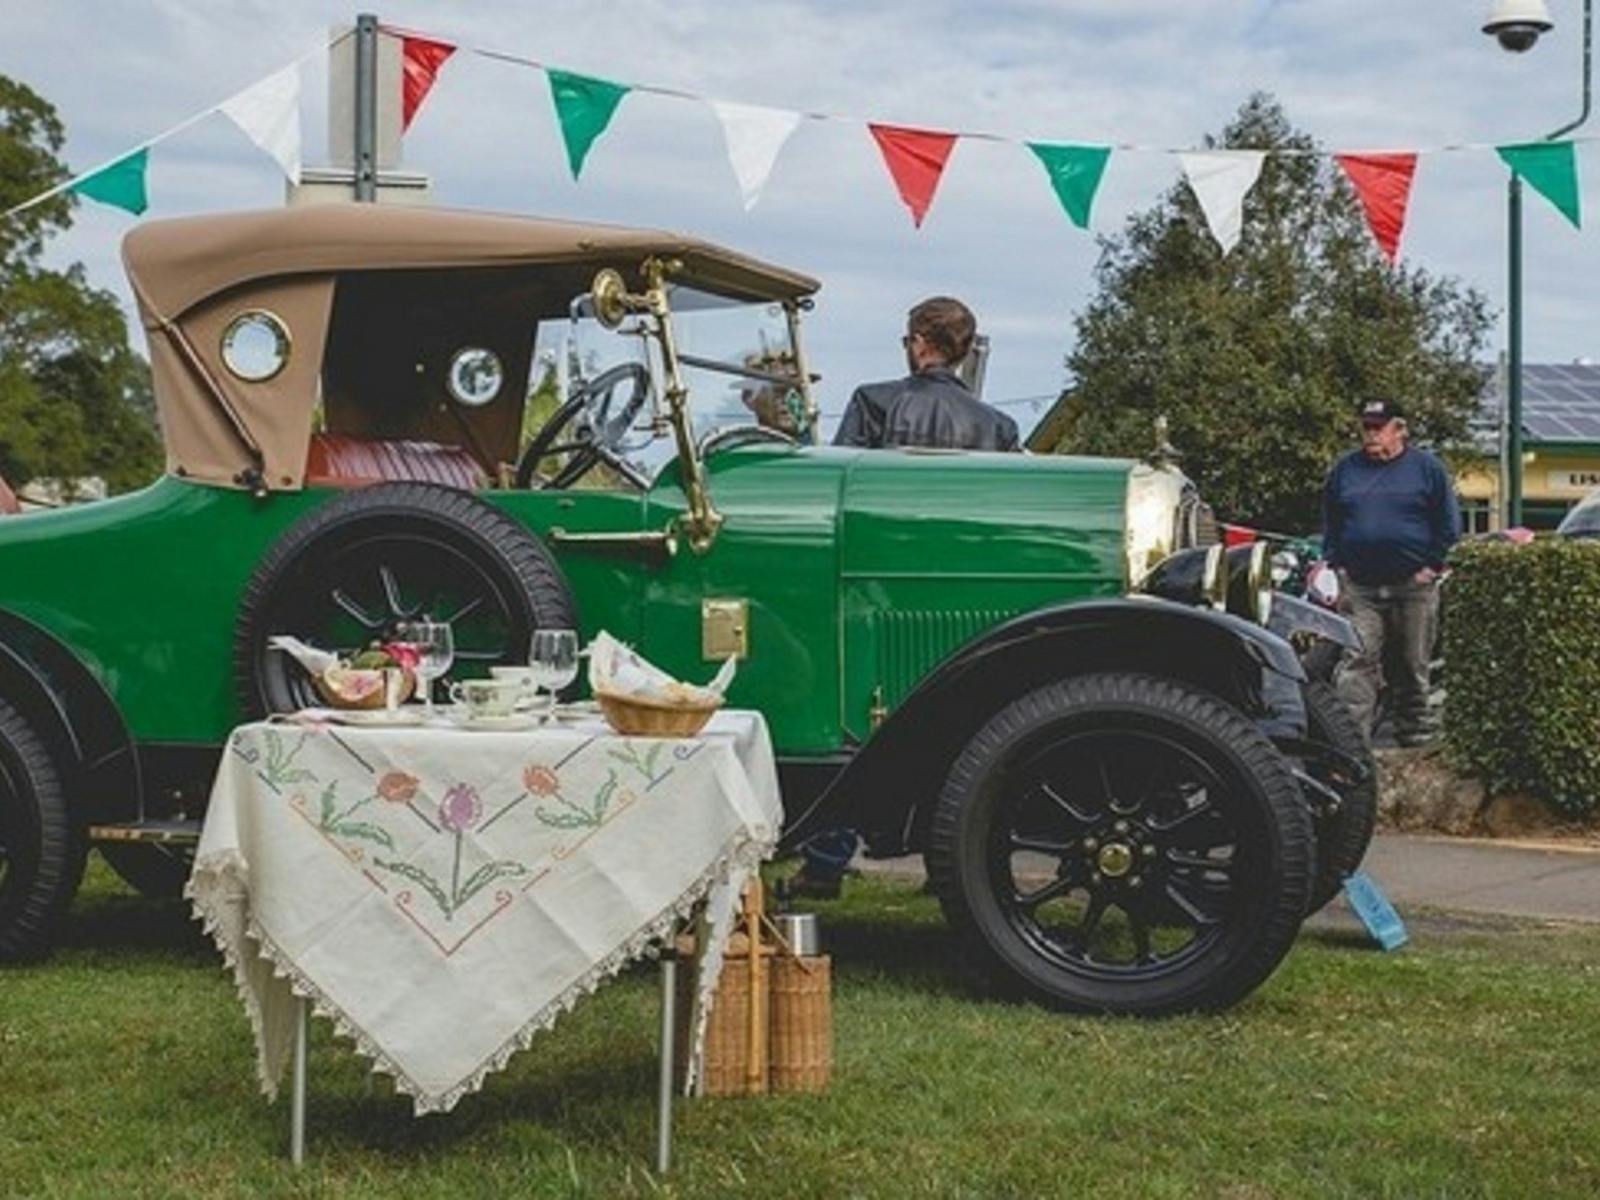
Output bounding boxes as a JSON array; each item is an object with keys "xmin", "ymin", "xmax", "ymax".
[
  {"xmin": 354, "ymin": 13, "xmax": 378, "ymax": 202},
  {"xmin": 291, "ymin": 997, "xmax": 308, "ymax": 1166},
  {"xmin": 1502, "ymin": 0, "xmax": 1592, "ymax": 529},
  {"xmin": 656, "ymin": 950, "xmax": 677, "ymax": 1175},
  {"xmin": 1507, "ymin": 175, "xmax": 1524, "ymax": 528},
  {"xmin": 1545, "ymin": 0, "xmax": 1594, "ymax": 141}
]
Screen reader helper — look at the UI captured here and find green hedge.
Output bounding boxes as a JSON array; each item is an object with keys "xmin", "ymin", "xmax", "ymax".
[{"xmin": 1444, "ymin": 538, "xmax": 1600, "ymax": 819}]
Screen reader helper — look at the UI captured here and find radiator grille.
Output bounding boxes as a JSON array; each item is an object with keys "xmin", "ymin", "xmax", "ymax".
[
  {"xmin": 1179, "ymin": 490, "xmax": 1220, "ymax": 549},
  {"xmin": 872, "ymin": 609, "xmax": 1017, "ymax": 707}
]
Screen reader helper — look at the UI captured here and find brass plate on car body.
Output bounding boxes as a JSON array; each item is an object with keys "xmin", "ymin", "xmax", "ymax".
[{"xmin": 702, "ymin": 598, "xmax": 748, "ymax": 660}]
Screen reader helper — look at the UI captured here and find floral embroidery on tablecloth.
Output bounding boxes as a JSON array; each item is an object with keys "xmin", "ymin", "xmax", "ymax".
[{"xmin": 267, "ymin": 729, "xmax": 655, "ymax": 955}]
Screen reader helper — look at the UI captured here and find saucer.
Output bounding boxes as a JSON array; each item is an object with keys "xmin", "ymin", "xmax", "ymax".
[
  {"xmin": 445, "ymin": 708, "xmax": 546, "ymax": 731},
  {"xmin": 303, "ymin": 707, "xmax": 427, "ymax": 727}
]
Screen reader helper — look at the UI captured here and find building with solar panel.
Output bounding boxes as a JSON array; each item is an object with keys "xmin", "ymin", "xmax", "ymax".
[{"xmin": 1457, "ymin": 361, "xmax": 1600, "ymax": 532}]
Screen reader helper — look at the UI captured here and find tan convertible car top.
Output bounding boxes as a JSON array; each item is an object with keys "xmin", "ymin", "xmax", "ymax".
[{"xmin": 122, "ymin": 205, "xmax": 820, "ymax": 490}]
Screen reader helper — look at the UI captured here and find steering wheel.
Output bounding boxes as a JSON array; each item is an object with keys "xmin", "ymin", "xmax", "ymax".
[{"xmin": 515, "ymin": 362, "xmax": 654, "ymax": 489}]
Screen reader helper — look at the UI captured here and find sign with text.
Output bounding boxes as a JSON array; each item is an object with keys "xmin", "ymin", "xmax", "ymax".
[{"xmin": 1546, "ymin": 470, "xmax": 1600, "ymax": 496}]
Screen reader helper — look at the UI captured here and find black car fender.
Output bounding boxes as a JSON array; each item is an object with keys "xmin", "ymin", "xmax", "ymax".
[
  {"xmin": 781, "ymin": 597, "xmax": 1307, "ymax": 855},
  {"xmin": 0, "ymin": 609, "xmax": 142, "ymax": 827}
]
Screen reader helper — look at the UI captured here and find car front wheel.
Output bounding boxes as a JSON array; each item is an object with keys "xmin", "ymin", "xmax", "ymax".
[{"xmin": 925, "ymin": 673, "xmax": 1313, "ymax": 1016}]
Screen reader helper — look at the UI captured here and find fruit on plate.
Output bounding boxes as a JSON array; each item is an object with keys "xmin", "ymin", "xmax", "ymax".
[
  {"xmin": 315, "ymin": 662, "xmax": 416, "ymax": 710},
  {"xmin": 381, "ymin": 641, "xmax": 422, "ymax": 671}
]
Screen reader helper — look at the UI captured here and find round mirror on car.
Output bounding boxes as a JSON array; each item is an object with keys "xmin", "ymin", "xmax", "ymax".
[
  {"xmin": 590, "ymin": 268, "xmax": 630, "ymax": 330},
  {"xmin": 446, "ymin": 347, "xmax": 504, "ymax": 407},
  {"xmin": 220, "ymin": 311, "xmax": 291, "ymax": 382}
]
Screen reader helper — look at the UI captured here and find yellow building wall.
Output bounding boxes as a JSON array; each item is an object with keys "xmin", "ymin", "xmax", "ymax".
[{"xmin": 1456, "ymin": 449, "xmax": 1600, "ymax": 529}]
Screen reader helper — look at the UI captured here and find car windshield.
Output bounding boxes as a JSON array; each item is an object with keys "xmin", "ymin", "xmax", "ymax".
[
  {"xmin": 527, "ymin": 287, "xmax": 810, "ymax": 482},
  {"xmin": 1556, "ymin": 490, "xmax": 1600, "ymax": 538}
]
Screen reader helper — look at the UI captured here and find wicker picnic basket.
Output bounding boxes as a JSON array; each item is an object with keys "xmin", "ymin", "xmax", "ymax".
[
  {"xmin": 673, "ymin": 883, "xmax": 833, "ymax": 1098},
  {"xmin": 595, "ymin": 687, "xmax": 721, "ymax": 736},
  {"xmin": 768, "ymin": 952, "xmax": 832, "ymax": 1094}
]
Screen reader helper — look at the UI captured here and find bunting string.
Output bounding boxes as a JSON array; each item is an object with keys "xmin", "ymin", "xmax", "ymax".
[{"xmin": 3, "ymin": 19, "xmax": 1595, "ymax": 262}]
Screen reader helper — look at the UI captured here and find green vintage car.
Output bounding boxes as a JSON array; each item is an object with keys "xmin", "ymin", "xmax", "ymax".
[{"xmin": 0, "ymin": 205, "xmax": 1371, "ymax": 1014}]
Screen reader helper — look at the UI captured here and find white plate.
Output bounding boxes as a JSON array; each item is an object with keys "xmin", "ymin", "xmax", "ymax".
[
  {"xmin": 445, "ymin": 710, "xmax": 547, "ymax": 731},
  {"xmin": 301, "ymin": 707, "xmax": 428, "ymax": 727}
]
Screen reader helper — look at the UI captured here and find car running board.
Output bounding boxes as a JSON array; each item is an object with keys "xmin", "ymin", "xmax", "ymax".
[{"xmin": 87, "ymin": 818, "xmax": 201, "ymax": 846}]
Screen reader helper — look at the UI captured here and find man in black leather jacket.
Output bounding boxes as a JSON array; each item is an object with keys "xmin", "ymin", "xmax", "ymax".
[
  {"xmin": 793, "ymin": 300, "xmax": 1018, "ymax": 900},
  {"xmin": 833, "ymin": 296, "xmax": 1020, "ymax": 451}
]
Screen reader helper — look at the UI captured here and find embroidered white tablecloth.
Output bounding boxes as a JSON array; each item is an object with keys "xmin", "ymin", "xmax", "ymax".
[{"xmin": 186, "ymin": 709, "xmax": 781, "ymax": 1115}]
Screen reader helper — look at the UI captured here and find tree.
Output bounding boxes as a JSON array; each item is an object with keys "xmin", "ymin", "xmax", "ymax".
[
  {"xmin": 0, "ymin": 75, "xmax": 160, "ymax": 495},
  {"xmin": 1057, "ymin": 93, "xmax": 1491, "ymax": 533}
]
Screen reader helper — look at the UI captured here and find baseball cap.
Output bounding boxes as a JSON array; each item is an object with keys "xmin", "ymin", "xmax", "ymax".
[{"xmin": 1359, "ymin": 398, "xmax": 1405, "ymax": 425}]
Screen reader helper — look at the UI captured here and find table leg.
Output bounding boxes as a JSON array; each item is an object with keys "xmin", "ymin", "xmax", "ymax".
[
  {"xmin": 291, "ymin": 997, "xmax": 308, "ymax": 1166},
  {"xmin": 656, "ymin": 949, "xmax": 677, "ymax": 1175}
]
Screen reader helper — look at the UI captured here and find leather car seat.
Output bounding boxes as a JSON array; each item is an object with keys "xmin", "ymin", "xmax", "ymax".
[{"xmin": 304, "ymin": 433, "xmax": 487, "ymax": 491}]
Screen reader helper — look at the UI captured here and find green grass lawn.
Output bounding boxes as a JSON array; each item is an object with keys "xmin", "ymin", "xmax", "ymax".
[{"xmin": 4, "ymin": 859, "xmax": 1600, "ymax": 1199}]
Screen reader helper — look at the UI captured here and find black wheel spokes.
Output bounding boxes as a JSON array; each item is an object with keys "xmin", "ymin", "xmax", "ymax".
[
  {"xmin": 1009, "ymin": 832, "xmax": 1077, "ymax": 856},
  {"xmin": 1014, "ymin": 874, "xmax": 1075, "ymax": 911},
  {"xmin": 1039, "ymin": 781, "xmax": 1098, "ymax": 828},
  {"xmin": 330, "ymin": 588, "xmax": 384, "ymax": 632},
  {"xmin": 269, "ymin": 531, "xmax": 526, "ymax": 708},
  {"xmin": 992, "ymin": 726, "xmax": 1251, "ymax": 981}
]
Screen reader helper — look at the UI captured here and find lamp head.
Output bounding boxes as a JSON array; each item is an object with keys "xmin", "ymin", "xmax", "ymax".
[{"xmin": 1483, "ymin": 0, "xmax": 1554, "ymax": 52}]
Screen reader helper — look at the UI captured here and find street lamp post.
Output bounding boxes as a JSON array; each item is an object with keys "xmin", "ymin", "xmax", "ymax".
[{"xmin": 1484, "ymin": 0, "xmax": 1593, "ymax": 528}]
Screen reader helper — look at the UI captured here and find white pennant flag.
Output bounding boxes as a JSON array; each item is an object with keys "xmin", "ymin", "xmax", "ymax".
[
  {"xmin": 710, "ymin": 100, "xmax": 802, "ymax": 211},
  {"xmin": 1178, "ymin": 150, "xmax": 1266, "ymax": 254},
  {"xmin": 220, "ymin": 63, "xmax": 302, "ymax": 184}
]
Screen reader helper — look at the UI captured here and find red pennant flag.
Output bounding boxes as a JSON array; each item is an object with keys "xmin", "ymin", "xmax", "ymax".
[
  {"xmin": 1335, "ymin": 153, "xmax": 1418, "ymax": 264},
  {"xmin": 401, "ymin": 36, "xmax": 456, "ymax": 131},
  {"xmin": 868, "ymin": 123, "xmax": 959, "ymax": 228}
]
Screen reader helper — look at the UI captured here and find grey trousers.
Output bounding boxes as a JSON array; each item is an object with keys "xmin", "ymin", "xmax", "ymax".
[{"xmin": 1335, "ymin": 577, "xmax": 1440, "ymax": 744}]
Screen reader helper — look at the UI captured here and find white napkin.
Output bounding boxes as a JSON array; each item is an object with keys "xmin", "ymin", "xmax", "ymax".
[
  {"xmin": 267, "ymin": 635, "xmax": 340, "ymax": 676},
  {"xmin": 587, "ymin": 631, "xmax": 735, "ymax": 704}
]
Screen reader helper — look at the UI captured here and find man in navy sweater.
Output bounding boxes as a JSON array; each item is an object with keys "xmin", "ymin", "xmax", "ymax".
[{"xmin": 1322, "ymin": 398, "xmax": 1461, "ymax": 746}]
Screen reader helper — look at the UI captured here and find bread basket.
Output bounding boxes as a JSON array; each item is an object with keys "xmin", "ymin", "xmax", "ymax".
[{"xmin": 594, "ymin": 687, "xmax": 721, "ymax": 736}]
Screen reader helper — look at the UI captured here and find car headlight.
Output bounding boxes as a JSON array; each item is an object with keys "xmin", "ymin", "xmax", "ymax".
[
  {"xmin": 1140, "ymin": 544, "xmax": 1229, "ymax": 610},
  {"xmin": 1226, "ymin": 541, "xmax": 1273, "ymax": 625}
]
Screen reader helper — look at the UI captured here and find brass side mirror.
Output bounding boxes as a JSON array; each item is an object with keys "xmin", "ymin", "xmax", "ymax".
[{"xmin": 590, "ymin": 268, "xmax": 632, "ymax": 330}]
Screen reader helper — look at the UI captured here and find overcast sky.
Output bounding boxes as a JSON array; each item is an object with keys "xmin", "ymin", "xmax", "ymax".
[{"xmin": 6, "ymin": 1, "xmax": 1599, "ymax": 435}]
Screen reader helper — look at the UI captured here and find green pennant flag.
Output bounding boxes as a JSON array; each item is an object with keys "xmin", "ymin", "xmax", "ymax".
[
  {"xmin": 1028, "ymin": 142, "xmax": 1112, "ymax": 229},
  {"xmin": 1497, "ymin": 141, "xmax": 1581, "ymax": 228},
  {"xmin": 69, "ymin": 147, "xmax": 149, "ymax": 216},
  {"xmin": 546, "ymin": 68, "xmax": 630, "ymax": 179}
]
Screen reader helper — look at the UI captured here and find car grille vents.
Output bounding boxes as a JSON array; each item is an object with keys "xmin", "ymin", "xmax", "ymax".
[
  {"xmin": 1179, "ymin": 492, "xmax": 1219, "ymax": 549},
  {"xmin": 872, "ymin": 609, "xmax": 1018, "ymax": 708}
]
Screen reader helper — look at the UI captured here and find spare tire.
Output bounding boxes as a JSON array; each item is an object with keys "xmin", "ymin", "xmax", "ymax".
[{"xmin": 234, "ymin": 483, "xmax": 578, "ymax": 716}]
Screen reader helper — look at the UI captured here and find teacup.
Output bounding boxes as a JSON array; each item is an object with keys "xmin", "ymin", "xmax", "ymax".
[
  {"xmin": 489, "ymin": 666, "xmax": 540, "ymax": 708},
  {"xmin": 448, "ymin": 677, "xmax": 524, "ymax": 719}
]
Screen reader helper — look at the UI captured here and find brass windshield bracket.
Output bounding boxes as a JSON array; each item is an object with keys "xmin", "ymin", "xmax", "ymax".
[
  {"xmin": 783, "ymin": 299, "xmax": 821, "ymax": 444},
  {"xmin": 640, "ymin": 256, "xmax": 724, "ymax": 555}
]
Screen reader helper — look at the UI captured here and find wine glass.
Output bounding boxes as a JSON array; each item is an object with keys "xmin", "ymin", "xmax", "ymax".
[
  {"xmin": 395, "ymin": 619, "xmax": 454, "ymax": 716},
  {"xmin": 530, "ymin": 629, "xmax": 579, "ymax": 714}
]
